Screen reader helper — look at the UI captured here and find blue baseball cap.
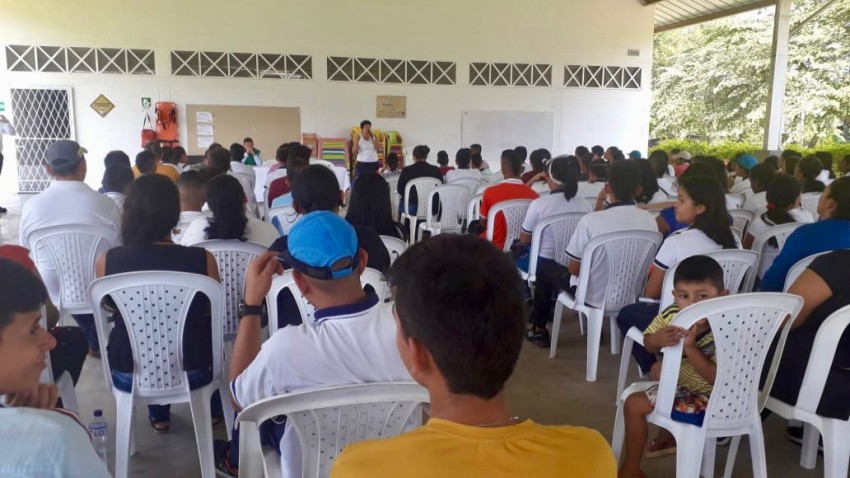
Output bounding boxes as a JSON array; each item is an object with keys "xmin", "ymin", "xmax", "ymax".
[
  {"xmin": 738, "ymin": 154, "xmax": 758, "ymax": 171},
  {"xmin": 629, "ymin": 150, "xmax": 642, "ymax": 160},
  {"xmin": 282, "ymin": 211, "xmax": 359, "ymax": 280}
]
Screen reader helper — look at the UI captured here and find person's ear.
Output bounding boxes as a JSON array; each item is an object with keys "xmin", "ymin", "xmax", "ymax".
[
  {"xmin": 356, "ymin": 248, "xmax": 368, "ymax": 275},
  {"xmin": 405, "ymin": 335, "xmax": 437, "ymax": 382},
  {"xmin": 292, "ymin": 270, "xmax": 310, "ymax": 296},
  {"xmin": 46, "ymin": 164, "xmax": 55, "ymax": 176},
  {"xmin": 719, "ymin": 288, "xmax": 730, "ymax": 297},
  {"xmin": 695, "ymin": 204, "xmax": 707, "ymax": 215}
]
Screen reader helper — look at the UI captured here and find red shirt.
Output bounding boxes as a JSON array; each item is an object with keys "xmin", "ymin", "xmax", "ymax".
[
  {"xmin": 0, "ymin": 245, "xmax": 36, "ymax": 272},
  {"xmin": 439, "ymin": 166, "xmax": 455, "ymax": 177},
  {"xmin": 521, "ymin": 170, "xmax": 544, "ymax": 184},
  {"xmin": 267, "ymin": 177, "xmax": 291, "ymax": 206},
  {"xmin": 479, "ymin": 179, "xmax": 539, "ymax": 250}
]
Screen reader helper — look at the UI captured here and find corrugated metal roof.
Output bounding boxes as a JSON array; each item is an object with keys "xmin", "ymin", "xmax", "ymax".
[{"xmin": 643, "ymin": 0, "xmax": 775, "ymax": 32}]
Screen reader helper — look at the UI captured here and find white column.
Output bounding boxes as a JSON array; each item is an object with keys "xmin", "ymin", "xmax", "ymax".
[{"xmin": 763, "ymin": 0, "xmax": 792, "ymax": 152}]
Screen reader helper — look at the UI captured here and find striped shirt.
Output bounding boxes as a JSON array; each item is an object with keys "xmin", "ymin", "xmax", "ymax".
[{"xmin": 644, "ymin": 304, "xmax": 716, "ymax": 395}]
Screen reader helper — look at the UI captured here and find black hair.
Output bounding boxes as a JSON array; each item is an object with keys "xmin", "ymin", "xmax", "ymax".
[
  {"xmin": 749, "ymin": 163, "xmax": 777, "ymax": 192},
  {"xmin": 346, "ymin": 174, "xmax": 400, "ymax": 237},
  {"xmin": 208, "ymin": 147, "xmax": 231, "ymax": 172},
  {"xmin": 514, "ymin": 146, "xmax": 528, "ymax": 162},
  {"xmin": 826, "ymin": 177, "xmax": 850, "ymax": 220},
  {"xmin": 648, "ymin": 150, "xmax": 669, "ymax": 178},
  {"xmin": 763, "ymin": 175, "xmax": 800, "ymax": 225},
  {"xmin": 816, "ymin": 151, "xmax": 835, "ymax": 179},
  {"xmin": 204, "ymin": 174, "xmax": 248, "ymax": 241},
  {"xmin": 575, "ymin": 146, "xmax": 590, "ymax": 158},
  {"xmin": 121, "ymin": 174, "xmax": 180, "ymax": 246},
  {"xmin": 471, "ymin": 153, "xmax": 484, "ymax": 170},
  {"xmin": 177, "ymin": 169, "xmax": 208, "ymax": 192},
  {"xmin": 160, "ymin": 146, "xmax": 176, "ymax": 165},
  {"xmin": 412, "ymin": 145, "xmax": 430, "ymax": 161},
  {"xmin": 781, "ymin": 149, "xmax": 801, "ymax": 160},
  {"xmin": 679, "ymin": 161, "xmax": 715, "ymax": 180},
  {"xmin": 840, "ymin": 154, "xmax": 850, "ymax": 167},
  {"xmin": 611, "ymin": 149, "xmax": 626, "ymax": 162},
  {"xmin": 693, "ymin": 156, "xmax": 729, "ymax": 192},
  {"xmin": 590, "ymin": 159, "xmax": 608, "ymax": 181},
  {"xmin": 101, "ymin": 165, "xmax": 135, "ymax": 194},
  {"xmin": 677, "ymin": 176, "xmax": 737, "ymax": 249},
  {"xmin": 360, "ymin": 120, "xmax": 372, "ymax": 129},
  {"xmin": 388, "ymin": 234, "xmax": 525, "ymax": 399},
  {"xmin": 243, "ymin": 137, "xmax": 254, "ymax": 144},
  {"xmin": 673, "ymin": 255, "xmax": 725, "ymax": 291},
  {"xmin": 798, "ymin": 155, "xmax": 826, "ymax": 193},
  {"xmin": 173, "ymin": 146, "xmax": 187, "ymax": 161},
  {"xmin": 229, "ymin": 143, "xmax": 246, "ymax": 163},
  {"xmin": 635, "ymin": 159, "xmax": 660, "ymax": 204},
  {"xmin": 286, "ymin": 145, "xmax": 311, "ymax": 181},
  {"xmin": 436, "ymin": 150, "xmax": 449, "ymax": 166},
  {"xmin": 548, "ymin": 155, "xmax": 579, "ymax": 202},
  {"xmin": 470, "ymin": 143, "xmax": 482, "ymax": 152},
  {"xmin": 764, "ymin": 155, "xmax": 779, "ymax": 170},
  {"xmin": 591, "ymin": 145, "xmax": 605, "ymax": 157},
  {"xmin": 0, "ymin": 259, "xmax": 48, "ymax": 332},
  {"xmin": 784, "ymin": 155, "xmax": 800, "ymax": 177},
  {"xmin": 292, "ymin": 164, "xmax": 342, "ymax": 213},
  {"xmin": 386, "ymin": 153, "xmax": 399, "ymax": 170},
  {"xmin": 501, "ymin": 149, "xmax": 522, "ymax": 176},
  {"xmin": 608, "ymin": 159, "xmax": 641, "ymax": 202},
  {"xmin": 455, "ymin": 148, "xmax": 472, "ymax": 169},
  {"xmin": 104, "ymin": 150, "xmax": 131, "ymax": 169},
  {"xmin": 144, "ymin": 141, "xmax": 162, "ymax": 158},
  {"xmin": 275, "ymin": 143, "xmax": 289, "ymax": 164},
  {"xmin": 135, "ymin": 150, "xmax": 157, "ymax": 174},
  {"xmin": 529, "ymin": 148, "xmax": 551, "ymax": 172}
]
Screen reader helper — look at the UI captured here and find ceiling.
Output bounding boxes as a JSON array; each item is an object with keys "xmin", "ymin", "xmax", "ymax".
[{"xmin": 642, "ymin": 0, "xmax": 775, "ymax": 32}]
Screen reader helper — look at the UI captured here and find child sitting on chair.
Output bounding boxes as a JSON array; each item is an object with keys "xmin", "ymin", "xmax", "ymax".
[{"xmin": 619, "ymin": 255, "xmax": 728, "ymax": 478}]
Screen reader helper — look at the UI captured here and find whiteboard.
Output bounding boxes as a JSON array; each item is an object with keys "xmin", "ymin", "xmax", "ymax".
[{"xmin": 461, "ymin": 110, "xmax": 554, "ymax": 164}]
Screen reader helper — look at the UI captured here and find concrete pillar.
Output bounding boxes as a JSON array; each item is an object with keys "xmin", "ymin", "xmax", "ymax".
[{"xmin": 763, "ymin": 0, "xmax": 792, "ymax": 152}]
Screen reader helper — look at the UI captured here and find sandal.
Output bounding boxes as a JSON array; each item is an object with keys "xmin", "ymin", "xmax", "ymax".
[
  {"xmin": 645, "ymin": 437, "xmax": 676, "ymax": 458},
  {"xmin": 149, "ymin": 417, "xmax": 170, "ymax": 434}
]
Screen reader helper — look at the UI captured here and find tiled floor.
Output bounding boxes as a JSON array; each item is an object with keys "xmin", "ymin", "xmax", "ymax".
[{"xmin": 0, "ymin": 187, "xmax": 827, "ymax": 477}]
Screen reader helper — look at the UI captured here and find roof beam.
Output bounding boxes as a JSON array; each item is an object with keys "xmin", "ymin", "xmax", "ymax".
[{"xmin": 653, "ymin": 0, "xmax": 775, "ymax": 32}]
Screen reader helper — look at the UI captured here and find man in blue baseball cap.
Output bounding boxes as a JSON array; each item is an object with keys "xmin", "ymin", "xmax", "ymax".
[
  {"xmin": 218, "ymin": 211, "xmax": 411, "ymax": 477},
  {"xmin": 731, "ymin": 153, "xmax": 759, "ymax": 197}
]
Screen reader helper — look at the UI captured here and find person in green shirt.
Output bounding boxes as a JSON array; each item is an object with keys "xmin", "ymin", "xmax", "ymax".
[{"xmin": 243, "ymin": 137, "xmax": 261, "ymax": 166}]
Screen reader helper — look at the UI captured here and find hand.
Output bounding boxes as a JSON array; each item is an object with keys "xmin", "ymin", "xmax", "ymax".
[
  {"xmin": 532, "ymin": 171, "xmax": 547, "ymax": 182},
  {"xmin": 646, "ymin": 326, "xmax": 686, "ymax": 349},
  {"xmin": 596, "ymin": 187, "xmax": 608, "ymax": 204},
  {"xmin": 244, "ymin": 251, "xmax": 283, "ymax": 306},
  {"xmin": 5, "ymin": 384, "xmax": 59, "ymax": 409},
  {"xmin": 684, "ymin": 319, "xmax": 708, "ymax": 349}
]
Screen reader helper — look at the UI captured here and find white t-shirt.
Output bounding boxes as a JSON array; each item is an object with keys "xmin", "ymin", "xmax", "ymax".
[
  {"xmin": 356, "ymin": 135, "xmax": 379, "ymax": 163},
  {"xmin": 231, "ymin": 297, "xmax": 411, "ymax": 478},
  {"xmin": 565, "ymin": 204, "xmax": 657, "ymax": 307},
  {"xmin": 179, "ymin": 216, "xmax": 279, "ymax": 247},
  {"xmin": 103, "ymin": 192, "xmax": 125, "ymax": 210},
  {"xmin": 748, "ymin": 208, "xmax": 814, "ymax": 278},
  {"xmin": 657, "ymin": 177, "xmax": 677, "ymax": 197},
  {"xmin": 742, "ymin": 191, "xmax": 767, "ymax": 214},
  {"xmin": 730, "ymin": 178, "xmax": 752, "ymax": 197},
  {"xmin": 576, "ymin": 181, "xmax": 604, "ymax": 201},
  {"xmin": 653, "ymin": 228, "xmax": 729, "ymax": 271},
  {"xmin": 648, "ymin": 190, "xmax": 668, "ymax": 205},
  {"xmin": 0, "ymin": 407, "xmax": 110, "ymax": 478},
  {"xmin": 445, "ymin": 169, "xmax": 481, "ymax": 183},
  {"xmin": 521, "ymin": 193, "xmax": 592, "ymax": 260},
  {"xmin": 228, "ymin": 166, "xmax": 257, "ymax": 204},
  {"xmin": 19, "ymin": 180, "xmax": 121, "ymax": 303},
  {"xmin": 171, "ymin": 210, "xmax": 211, "ymax": 244}
]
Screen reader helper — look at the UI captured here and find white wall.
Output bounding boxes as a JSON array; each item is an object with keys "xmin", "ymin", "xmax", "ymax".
[{"xmin": 0, "ymin": 0, "xmax": 655, "ymax": 189}]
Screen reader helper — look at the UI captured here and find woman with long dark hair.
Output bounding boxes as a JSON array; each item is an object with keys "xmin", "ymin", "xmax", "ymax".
[
  {"xmin": 180, "ymin": 174, "xmax": 279, "ymax": 246},
  {"xmin": 345, "ymin": 173, "xmax": 407, "ymax": 240},
  {"xmin": 635, "ymin": 159, "xmax": 665, "ymax": 204},
  {"xmin": 796, "ymin": 155, "xmax": 826, "ymax": 193}
]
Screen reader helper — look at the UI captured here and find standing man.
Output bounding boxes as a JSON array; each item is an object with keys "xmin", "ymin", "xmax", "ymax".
[
  {"xmin": 352, "ymin": 120, "xmax": 381, "ymax": 178},
  {"xmin": 0, "ymin": 114, "xmax": 17, "ymax": 213},
  {"xmin": 243, "ymin": 137, "xmax": 262, "ymax": 166}
]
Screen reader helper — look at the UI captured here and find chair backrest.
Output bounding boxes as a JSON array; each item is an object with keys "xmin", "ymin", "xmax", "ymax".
[
  {"xmin": 792, "ymin": 303, "xmax": 850, "ymax": 414},
  {"xmin": 267, "ymin": 268, "xmax": 389, "ymax": 335},
  {"xmin": 425, "ymin": 184, "xmax": 470, "ymax": 232},
  {"xmin": 751, "ymin": 222, "xmax": 803, "ymax": 277},
  {"xmin": 485, "ymin": 199, "xmax": 533, "ymax": 252},
  {"xmin": 526, "ymin": 212, "xmax": 586, "ymax": 283},
  {"xmin": 657, "ymin": 249, "xmax": 760, "ymax": 311},
  {"xmin": 655, "ymin": 294, "xmax": 803, "ymax": 431},
  {"xmin": 800, "ymin": 192, "xmax": 821, "ymax": 220},
  {"xmin": 729, "ymin": 209, "xmax": 754, "ymax": 238},
  {"xmin": 783, "ymin": 251, "xmax": 830, "ymax": 292},
  {"xmin": 450, "ymin": 177, "xmax": 480, "ymax": 199},
  {"xmin": 726, "ymin": 194, "xmax": 744, "ymax": 209},
  {"xmin": 379, "ymin": 235, "xmax": 407, "ymax": 266},
  {"xmin": 403, "ymin": 178, "xmax": 442, "ymax": 219},
  {"xmin": 27, "ymin": 224, "xmax": 119, "ymax": 314},
  {"xmin": 88, "ymin": 271, "xmax": 224, "ymax": 396},
  {"xmin": 194, "ymin": 240, "xmax": 268, "ymax": 341},
  {"xmin": 266, "ymin": 205, "xmax": 300, "ymax": 236},
  {"xmin": 385, "ymin": 177, "xmax": 401, "ymax": 221},
  {"xmin": 575, "ymin": 230, "xmax": 662, "ymax": 313},
  {"xmin": 466, "ymin": 193, "xmax": 483, "ymax": 231},
  {"xmin": 236, "ymin": 382, "xmax": 429, "ymax": 478}
]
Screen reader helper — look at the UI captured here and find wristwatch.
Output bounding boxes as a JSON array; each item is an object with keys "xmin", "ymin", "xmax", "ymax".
[{"xmin": 238, "ymin": 301, "xmax": 264, "ymax": 320}]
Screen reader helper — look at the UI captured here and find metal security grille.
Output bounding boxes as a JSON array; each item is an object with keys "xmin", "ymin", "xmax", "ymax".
[
  {"xmin": 171, "ymin": 51, "xmax": 312, "ymax": 79},
  {"xmin": 564, "ymin": 65, "xmax": 642, "ymax": 90},
  {"xmin": 11, "ymin": 88, "xmax": 74, "ymax": 193},
  {"xmin": 6, "ymin": 45, "xmax": 155, "ymax": 75},
  {"xmin": 469, "ymin": 63, "xmax": 552, "ymax": 87},
  {"xmin": 327, "ymin": 57, "xmax": 456, "ymax": 85}
]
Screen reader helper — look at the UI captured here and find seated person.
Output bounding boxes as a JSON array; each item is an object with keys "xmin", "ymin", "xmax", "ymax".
[
  {"xmin": 396, "ymin": 145, "xmax": 442, "ymax": 215},
  {"xmin": 619, "ymin": 256, "xmax": 727, "ymax": 477},
  {"xmin": 380, "ymin": 152, "xmax": 402, "ymax": 179},
  {"xmin": 346, "ymin": 173, "xmax": 407, "ymax": 241},
  {"xmin": 269, "ymin": 144, "xmax": 310, "ymax": 207},
  {"xmin": 180, "ymin": 175, "xmax": 279, "ymax": 247},
  {"xmin": 760, "ymin": 177, "xmax": 850, "ymax": 292},
  {"xmin": 521, "ymin": 148, "xmax": 551, "ymax": 185},
  {"xmin": 95, "ymin": 174, "xmax": 222, "ymax": 434},
  {"xmin": 242, "ymin": 137, "xmax": 261, "ymax": 166},
  {"xmin": 444, "ymin": 148, "xmax": 480, "ymax": 183},
  {"xmin": 730, "ymin": 154, "xmax": 757, "ymax": 197},
  {"xmin": 227, "ymin": 143, "xmax": 257, "ymax": 204},
  {"xmin": 838, "ymin": 154, "xmax": 850, "ymax": 178},
  {"xmin": 650, "ymin": 162, "xmax": 715, "ymax": 237},
  {"xmin": 0, "ymin": 259, "xmax": 110, "ymax": 477},
  {"xmin": 100, "ymin": 164, "xmax": 134, "ymax": 210},
  {"xmin": 133, "ymin": 146, "xmax": 180, "ymax": 181},
  {"xmin": 478, "ymin": 149, "xmax": 539, "ymax": 250},
  {"xmin": 331, "ymin": 235, "xmax": 617, "ymax": 478},
  {"xmin": 133, "ymin": 149, "xmax": 157, "ymax": 176},
  {"xmin": 741, "ymin": 163, "xmax": 776, "ymax": 214},
  {"xmin": 436, "ymin": 150, "xmax": 453, "ymax": 177},
  {"xmin": 635, "ymin": 158, "xmax": 666, "ymax": 205},
  {"xmin": 472, "ymin": 153, "xmax": 492, "ymax": 175},
  {"xmin": 172, "ymin": 170, "xmax": 211, "ymax": 244},
  {"xmin": 796, "ymin": 155, "xmax": 826, "ymax": 194},
  {"xmin": 218, "ymin": 212, "xmax": 411, "ymax": 477},
  {"xmin": 267, "ymin": 142, "xmax": 289, "ymax": 173}
]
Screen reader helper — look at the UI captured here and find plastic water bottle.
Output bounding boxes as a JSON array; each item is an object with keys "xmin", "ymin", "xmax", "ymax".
[{"xmin": 88, "ymin": 409, "xmax": 108, "ymax": 464}]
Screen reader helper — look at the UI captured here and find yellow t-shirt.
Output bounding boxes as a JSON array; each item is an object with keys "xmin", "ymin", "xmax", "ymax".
[
  {"xmin": 330, "ymin": 418, "xmax": 616, "ymax": 478},
  {"xmin": 644, "ymin": 304, "xmax": 717, "ymax": 395},
  {"xmin": 132, "ymin": 163, "xmax": 180, "ymax": 181}
]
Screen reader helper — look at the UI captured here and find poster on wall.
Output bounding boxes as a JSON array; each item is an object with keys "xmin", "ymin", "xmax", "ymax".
[
  {"xmin": 376, "ymin": 96, "xmax": 406, "ymax": 119},
  {"xmin": 198, "ymin": 136, "xmax": 214, "ymax": 148},
  {"xmin": 196, "ymin": 124, "xmax": 214, "ymax": 136},
  {"xmin": 196, "ymin": 111, "xmax": 213, "ymax": 123}
]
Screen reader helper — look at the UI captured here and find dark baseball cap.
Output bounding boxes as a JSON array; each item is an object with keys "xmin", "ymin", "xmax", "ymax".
[{"xmin": 46, "ymin": 140, "xmax": 87, "ymax": 169}]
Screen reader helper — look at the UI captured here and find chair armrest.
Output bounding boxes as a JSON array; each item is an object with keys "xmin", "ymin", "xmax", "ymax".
[
  {"xmin": 626, "ymin": 326, "xmax": 645, "ymax": 346},
  {"xmin": 638, "ymin": 297, "xmax": 660, "ymax": 305}
]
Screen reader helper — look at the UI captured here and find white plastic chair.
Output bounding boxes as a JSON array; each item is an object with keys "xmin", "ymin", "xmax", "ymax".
[
  {"xmin": 727, "ymin": 194, "xmax": 745, "ymax": 209},
  {"xmin": 485, "ymin": 199, "xmax": 533, "ymax": 252},
  {"xmin": 266, "ymin": 205, "xmax": 301, "ymax": 236},
  {"xmin": 449, "ymin": 177, "xmax": 480, "ymax": 199},
  {"xmin": 616, "ymin": 249, "xmax": 760, "ymax": 400},
  {"xmin": 89, "ymin": 271, "xmax": 234, "ymax": 478},
  {"xmin": 267, "ymin": 268, "xmax": 389, "ymax": 335},
  {"xmin": 39, "ymin": 307, "xmax": 78, "ymax": 414},
  {"xmin": 386, "ymin": 177, "xmax": 400, "ymax": 222},
  {"xmin": 466, "ymin": 193, "xmax": 483, "ymax": 232},
  {"xmin": 522, "ymin": 212, "xmax": 586, "ymax": 284},
  {"xmin": 783, "ymin": 251, "xmax": 831, "ymax": 292},
  {"xmin": 27, "ymin": 224, "xmax": 120, "ymax": 317},
  {"xmin": 236, "ymin": 382, "xmax": 429, "ymax": 478},
  {"xmin": 612, "ymin": 293, "xmax": 804, "ymax": 478},
  {"xmin": 417, "ymin": 184, "xmax": 470, "ymax": 240},
  {"xmin": 550, "ymin": 230, "xmax": 663, "ymax": 382},
  {"xmin": 751, "ymin": 222, "xmax": 803, "ymax": 279},
  {"xmin": 380, "ymin": 235, "xmax": 407, "ymax": 266},
  {"xmin": 800, "ymin": 192, "xmax": 821, "ymax": 220},
  {"xmin": 729, "ymin": 209, "xmax": 754, "ymax": 239},
  {"xmin": 401, "ymin": 178, "xmax": 442, "ymax": 244}
]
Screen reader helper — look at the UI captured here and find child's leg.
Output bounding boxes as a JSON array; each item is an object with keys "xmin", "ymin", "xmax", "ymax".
[
  {"xmin": 646, "ymin": 361, "xmax": 677, "ymax": 452},
  {"xmin": 619, "ymin": 392, "xmax": 654, "ymax": 477},
  {"xmin": 649, "ymin": 361, "xmax": 662, "ymax": 381}
]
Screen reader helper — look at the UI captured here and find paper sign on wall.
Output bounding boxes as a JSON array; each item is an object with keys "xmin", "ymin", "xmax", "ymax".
[
  {"xmin": 376, "ymin": 96, "xmax": 406, "ymax": 119},
  {"xmin": 196, "ymin": 111, "xmax": 213, "ymax": 123},
  {"xmin": 196, "ymin": 124, "xmax": 214, "ymax": 136},
  {"xmin": 90, "ymin": 94, "xmax": 115, "ymax": 118},
  {"xmin": 197, "ymin": 136, "xmax": 215, "ymax": 148}
]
